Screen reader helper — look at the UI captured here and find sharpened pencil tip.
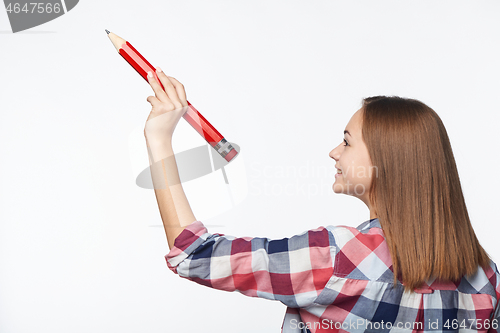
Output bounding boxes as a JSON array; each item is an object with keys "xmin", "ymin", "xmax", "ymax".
[{"xmin": 105, "ymin": 29, "xmax": 110, "ymax": 34}]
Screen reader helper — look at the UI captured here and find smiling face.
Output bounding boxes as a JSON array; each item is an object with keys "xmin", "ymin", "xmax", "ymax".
[{"xmin": 329, "ymin": 107, "xmax": 376, "ymax": 215}]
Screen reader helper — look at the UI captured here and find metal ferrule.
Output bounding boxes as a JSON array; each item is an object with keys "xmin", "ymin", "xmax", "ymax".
[{"xmin": 215, "ymin": 138, "xmax": 235, "ymax": 158}]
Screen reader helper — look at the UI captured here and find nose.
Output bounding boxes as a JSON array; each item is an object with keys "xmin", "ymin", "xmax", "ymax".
[{"xmin": 329, "ymin": 142, "xmax": 344, "ymax": 161}]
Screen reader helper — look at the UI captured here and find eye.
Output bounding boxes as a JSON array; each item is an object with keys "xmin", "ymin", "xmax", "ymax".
[{"xmin": 343, "ymin": 138, "xmax": 349, "ymax": 147}]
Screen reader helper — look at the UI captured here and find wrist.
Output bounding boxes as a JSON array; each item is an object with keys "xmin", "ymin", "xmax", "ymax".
[
  {"xmin": 144, "ymin": 130, "xmax": 172, "ymax": 144},
  {"xmin": 146, "ymin": 137, "xmax": 174, "ymax": 163}
]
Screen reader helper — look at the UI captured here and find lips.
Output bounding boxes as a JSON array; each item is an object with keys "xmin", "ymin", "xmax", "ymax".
[{"xmin": 335, "ymin": 167, "xmax": 343, "ymax": 179}]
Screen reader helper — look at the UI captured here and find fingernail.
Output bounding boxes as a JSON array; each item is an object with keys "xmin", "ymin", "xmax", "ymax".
[
  {"xmin": 147, "ymin": 71, "xmax": 153, "ymax": 78},
  {"xmin": 156, "ymin": 67, "xmax": 163, "ymax": 73}
]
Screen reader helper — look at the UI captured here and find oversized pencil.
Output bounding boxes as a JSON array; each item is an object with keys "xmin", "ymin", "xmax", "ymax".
[{"xmin": 106, "ymin": 30, "xmax": 238, "ymax": 163}]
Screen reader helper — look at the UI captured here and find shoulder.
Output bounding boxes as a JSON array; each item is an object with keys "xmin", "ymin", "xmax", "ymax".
[
  {"xmin": 324, "ymin": 218, "xmax": 386, "ymax": 249},
  {"xmin": 465, "ymin": 260, "xmax": 500, "ymax": 300},
  {"xmin": 324, "ymin": 219, "xmax": 392, "ymax": 280}
]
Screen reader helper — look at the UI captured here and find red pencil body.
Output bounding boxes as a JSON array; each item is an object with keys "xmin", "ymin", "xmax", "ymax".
[{"xmin": 118, "ymin": 40, "xmax": 238, "ymax": 162}]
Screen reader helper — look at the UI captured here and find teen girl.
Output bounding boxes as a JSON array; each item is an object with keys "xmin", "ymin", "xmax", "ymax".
[{"xmin": 142, "ymin": 67, "xmax": 500, "ymax": 333}]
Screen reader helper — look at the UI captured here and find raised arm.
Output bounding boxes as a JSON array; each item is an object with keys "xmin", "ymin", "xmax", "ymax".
[{"xmin": 143, "ymin": 67, "xmax": 197, "ymax": 249}]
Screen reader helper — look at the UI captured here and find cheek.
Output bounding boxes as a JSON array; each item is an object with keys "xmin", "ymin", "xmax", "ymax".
[
  {"xmin": 357, "ymin": 161, "xmax": 373, "ymax": 183},
  {"xmin": 343, "ymin": 155, "xmax": 372, "ymax": 181}
]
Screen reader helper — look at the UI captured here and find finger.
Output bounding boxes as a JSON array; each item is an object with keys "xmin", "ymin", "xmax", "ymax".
[
  {"xmin": 155, "ymin": 67, "xmax": 183, "ymax": 109},
  {"xmin": 146, "ymin": 95, "xmax": 163, "ymax": 110},
  {"xmin": 165, "ymin": 76, "xmax": 188, "ymax": 107},
  {"xmin": 146, "ymin": 71, "xmax": 170, "ymax": 103}
]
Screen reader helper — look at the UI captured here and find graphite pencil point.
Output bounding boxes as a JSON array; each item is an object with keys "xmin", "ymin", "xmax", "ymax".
[{"xmin": 105, "ymin": 29, "xmax": 110, "ymax": 34}]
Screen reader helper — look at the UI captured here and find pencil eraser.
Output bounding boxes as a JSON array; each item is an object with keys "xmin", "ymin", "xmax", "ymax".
[{"xmin": 224, "ymin": 149, "xmax": 238, "ymax": 162}]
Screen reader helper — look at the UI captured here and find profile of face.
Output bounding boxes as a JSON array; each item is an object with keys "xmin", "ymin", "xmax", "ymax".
[{"xmin": 329, "ymin": 107, "xmax": 375, "ymax": 213}]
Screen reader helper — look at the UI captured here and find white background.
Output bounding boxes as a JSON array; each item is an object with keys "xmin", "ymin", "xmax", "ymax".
[{"xmin": 1, "ymin": 1, "xmax": 499, "ymax": 332}]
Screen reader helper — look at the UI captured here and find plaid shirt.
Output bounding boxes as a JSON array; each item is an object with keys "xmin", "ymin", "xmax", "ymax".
[{"xmin": 165, "ymin": 218, "xmax": 500, "ymax": 332}]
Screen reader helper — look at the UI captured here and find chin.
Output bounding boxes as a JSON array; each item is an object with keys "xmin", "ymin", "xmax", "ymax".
[{"xmin": 332, "ymin": 183, "xmax": 344, "ymax": 194}]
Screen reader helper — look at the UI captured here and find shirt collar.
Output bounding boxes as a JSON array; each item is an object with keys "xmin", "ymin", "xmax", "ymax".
[
  {"xmin": 358, "ymin": 217, "xmax": 381, "ymax": 232},
  {"xmin": 369, "ymin": 217, "xmax": 381, "ymax": 228}
]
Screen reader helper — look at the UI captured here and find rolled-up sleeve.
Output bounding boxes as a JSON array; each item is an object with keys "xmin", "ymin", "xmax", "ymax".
[{"xmin": 165, "ymin": 221, "xmax": 337, "ymax": 308}]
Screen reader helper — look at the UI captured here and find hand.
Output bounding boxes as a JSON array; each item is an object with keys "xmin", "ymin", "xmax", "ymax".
[{"xmin": 144, "ymin": 67, "xmax": 189, "ymax": 143}]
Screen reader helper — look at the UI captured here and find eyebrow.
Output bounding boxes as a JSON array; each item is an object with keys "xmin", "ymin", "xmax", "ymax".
[{"xmin": 344, "ymin": 130, "xmax": 351, "ymax": 137}]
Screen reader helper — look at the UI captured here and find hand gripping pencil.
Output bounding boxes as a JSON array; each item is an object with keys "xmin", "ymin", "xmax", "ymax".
[{"xmin": 106, "ymin": 30, "xmax": 238, "ymax": 163}]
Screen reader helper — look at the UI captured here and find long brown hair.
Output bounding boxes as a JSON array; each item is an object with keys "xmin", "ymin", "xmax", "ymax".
[{"xmin": 360, "ymin": 96, "xmax": 491, "ymax": 292}]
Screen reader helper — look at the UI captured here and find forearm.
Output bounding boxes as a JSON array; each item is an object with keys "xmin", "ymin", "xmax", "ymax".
[{"xmin": 146, "ymin": 137, "xmax": 197, "ymax": 249}]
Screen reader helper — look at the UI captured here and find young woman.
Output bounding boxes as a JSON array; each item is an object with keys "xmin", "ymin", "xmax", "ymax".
[{"xmin": 143, "ymin": 67, "xmax": 500, "ymax": 333}]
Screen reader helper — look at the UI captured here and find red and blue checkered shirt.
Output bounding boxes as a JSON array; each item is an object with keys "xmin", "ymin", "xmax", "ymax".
[{"xmin": 165, "ymin": 218, "xmax": 500, "ymax": 332}]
